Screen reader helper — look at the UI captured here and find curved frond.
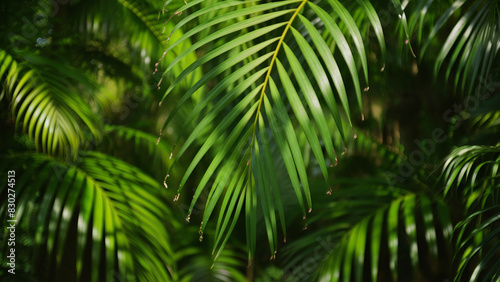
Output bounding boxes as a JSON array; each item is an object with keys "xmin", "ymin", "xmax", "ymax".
[
  {"xmin": 176, "ymin": 239, "xmax": 248, "ymax": 282},
  {"xmin": 0, "ymin": 49, "xmax": 101, "ymax": 158},
  {"xmin": 0, "ymin": 152, "xmax": 177, "ymax": 281},
  {"xmin": 441, "ymin": 145, "xmax": 500, "ymax": 209},
  {"xmin": 469, "ymin": 91, "xmax": 500, "ymax": 141},
  {"xmin": 281, "ymin": 181, "xmax": 452, "ymax": 281},
  {"xmin": 452, "ymin": 205, "xmax": 500, "ymax": 282},
  {"xmin": 159, "ymin": 0, "xmax": 385, "ymax": 261}
]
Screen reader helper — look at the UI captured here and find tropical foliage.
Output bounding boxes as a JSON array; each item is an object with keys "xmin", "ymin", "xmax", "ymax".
[{"xmin": 1, "ymin": 0, "xmax": 499, "ymax": 281}]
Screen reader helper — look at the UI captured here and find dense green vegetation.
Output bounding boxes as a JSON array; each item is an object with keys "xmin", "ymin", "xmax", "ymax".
[{"xmin": 1, "ymin": 0, "xmax": 499, "ymax": 281}]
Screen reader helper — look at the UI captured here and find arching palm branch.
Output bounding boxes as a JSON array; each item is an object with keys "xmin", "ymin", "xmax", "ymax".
[
  {"xmin": 0, "ymin": 49, "xmax": 101, "ymax": 158},
  {"xmin": 442, "ymin": 145, "xmax": 500, "ymax": 281},
  {"xmin": 2, "ymin": 0, "xmax": 500, "ymax": 280},
  {"xmin": 160, "ymin": 0, "xmax": 385, "ymax": 262},
  {"xmin": 281, "ymin": 180, "xmax": 452, "ymax": 281},
  {"xmin": 400, "ymin": 0, "xmax": 500, "ymax": 96},
  {"xmin": 0, "ymin": 152, "xmax": 178, "ymax": 281}
]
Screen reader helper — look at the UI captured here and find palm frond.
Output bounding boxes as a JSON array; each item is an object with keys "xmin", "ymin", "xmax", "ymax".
[
  {"xmin": 0, "ymin": 152, "xmax": 178, "ymax": 281},
  {"xmin": 0, "ymin": 49, "xmax": 101, "ymax": 158},
  {"xmin": 420, "ymin": 0, "xmax": 500, "ymax": 96},
  {"xmin": 159, "ymin": 0, "xmax": 385, "ymax": 261},
  {"xmin": 452, "ymin": 205, "xmax": 500, "ymax": 282},
  {"xmin": 441, "ymin": 145, "xmax": 500, "ymax": 281},
  {"xmin": 281, "ymin": 181, "xmax": 452, "ymax": 282},
  {"xmin": 442, "ymin": 145, "xmax": 500, "ymax": 208},
  {"xmin": 71, "ymin": 0, "xmax": 200, "ymax": 90}
]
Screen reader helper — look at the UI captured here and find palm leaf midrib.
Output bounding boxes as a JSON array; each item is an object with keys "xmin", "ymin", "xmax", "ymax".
[{"xmin": 248, "ymin": 0, "xmax": 308, "ymax": 156}]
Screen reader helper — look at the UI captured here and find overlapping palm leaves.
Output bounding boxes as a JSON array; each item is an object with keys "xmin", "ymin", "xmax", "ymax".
[
  {"xmin": 443, "ymin": 145, "xmax": 500, "ymax": 281},
  {"xmin": 0, "ymin": 152, "xmax": 177, "ymax": 281},
  {"xmin": 425, "ymin": 0, "xmax": 500, "ymax": 97},
  {"xmin": 0, "ymin": 0, "xmax": 197, "ymax": 280},
  {"xmin": 160, "ymin": 0, "xmax": 385, "ymax": 262},
  {"xmin": 0, "ymin": 50, "xmax": 101, "ymax": 158}
]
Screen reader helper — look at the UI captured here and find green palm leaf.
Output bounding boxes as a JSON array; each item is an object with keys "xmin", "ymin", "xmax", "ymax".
[
  {"xmin": 0, "ymin": 152, "xmax": 178, "ymax": 281},
  {"xmin": 159, "ymin": 0, "xmax": 385, "ymax": 262},
  {"xmin": 280, "ymin": 180, "xmax": 452, "ymax": 282},
  {"xmin": 420, "ymin": 0, "xmax": 500, "ymax": 96},
  {"xmin": 0, "ymin": 49, "xmax": 101, "ymax": 158},
  {"xmin": 442, "ymin": 145, "xmax": 500, "ymax": 207}
]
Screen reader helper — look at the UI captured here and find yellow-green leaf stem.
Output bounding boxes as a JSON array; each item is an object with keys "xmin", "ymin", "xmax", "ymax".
[{"xmin": 249, "ymin": 0, "xmax": 307, "ymax": 164}]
